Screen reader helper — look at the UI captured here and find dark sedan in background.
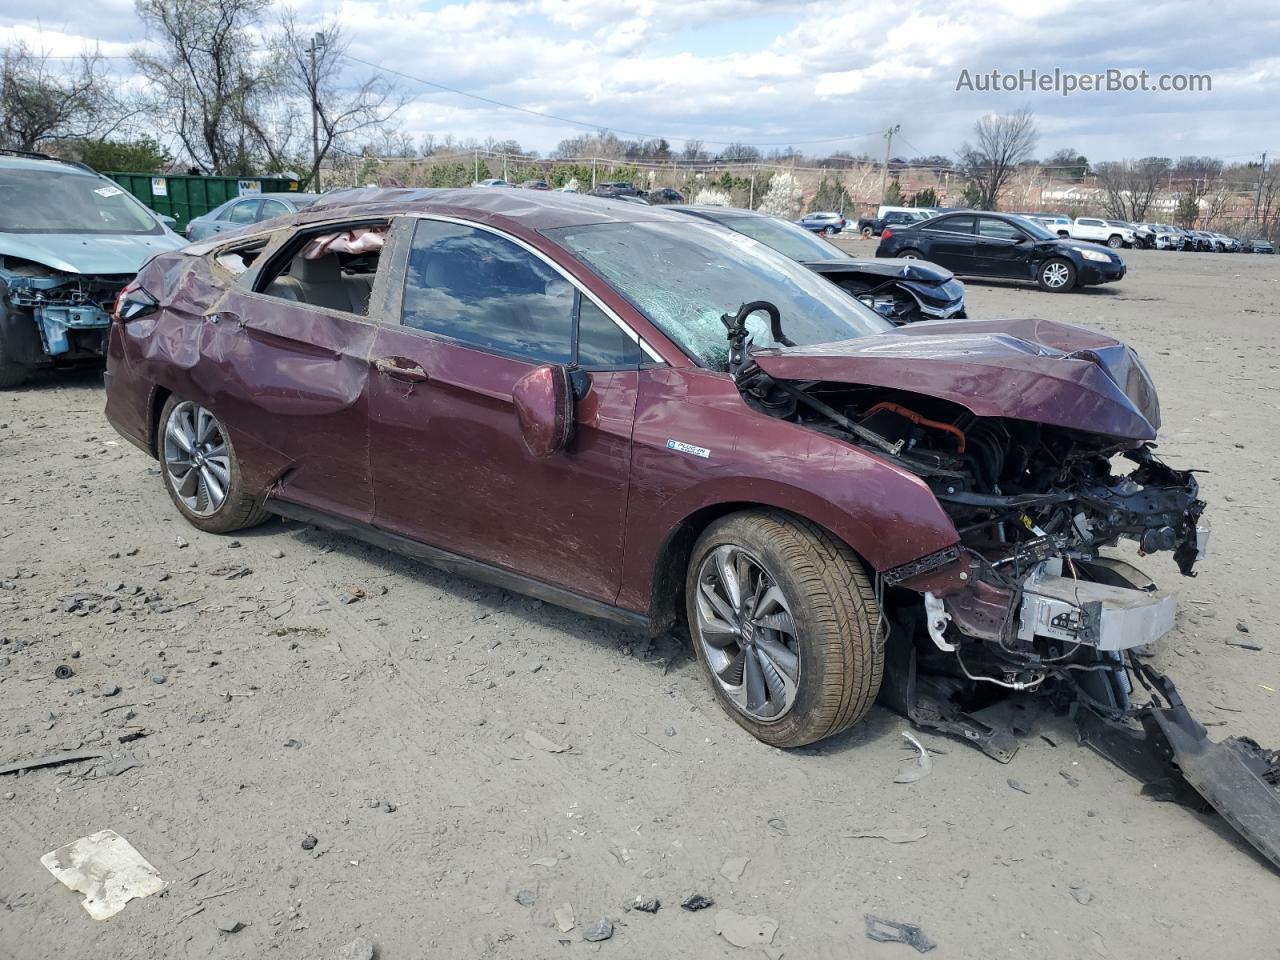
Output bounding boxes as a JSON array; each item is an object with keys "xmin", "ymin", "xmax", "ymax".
[
  {"xmin": 671, "ymin": 205, "xmax": 965, "ymax": 323},
  {"xmin": 876, "ymin": 211, "xmax": 1125, "ymax": 292},
  {"xmin": 185, "ymin": 192, "xmax": 320, "ymax": 241}
]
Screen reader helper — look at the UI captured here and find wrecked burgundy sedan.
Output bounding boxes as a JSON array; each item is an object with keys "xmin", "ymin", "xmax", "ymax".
[{"xmin": 103, "ymin": 190, "xmax": 1279, "ymax": 867}]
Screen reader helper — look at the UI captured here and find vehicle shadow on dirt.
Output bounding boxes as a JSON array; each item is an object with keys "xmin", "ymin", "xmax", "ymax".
[{"xmin": 960, "ymin": 278, "xmax": 1122, "ymax": 298}]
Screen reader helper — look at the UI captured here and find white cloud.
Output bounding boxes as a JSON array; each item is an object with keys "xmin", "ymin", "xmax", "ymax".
[{"xmin": 1, "ymin": 0, "xmax": 1277, "ymax": 160}]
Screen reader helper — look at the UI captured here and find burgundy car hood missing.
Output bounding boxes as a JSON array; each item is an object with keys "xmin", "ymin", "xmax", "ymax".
[{"xmin": 752, "ymin": 317, "xmax": 1161, "ymax": 441}]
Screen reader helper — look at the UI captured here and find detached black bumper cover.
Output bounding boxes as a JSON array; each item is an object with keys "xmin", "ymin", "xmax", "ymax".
[{"xmin": 1080, "ymin": 661, "xmax": 1280, "ymax": 871}]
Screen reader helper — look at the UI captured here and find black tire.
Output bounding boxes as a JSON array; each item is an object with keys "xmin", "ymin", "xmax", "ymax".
[
  {"xmin": 1106, "ymin": 235, "xmax": 1124, "ymax": 248},
  {"xmin": 158, "ymin": 394, "xmax": 270, "ymax": 534},
  {"xmin": 895, "ymin": 248, "xmax": 923, "ymax": 260},
  {"xmin": 0, "ymin": 309, "xmax": 31, "ymax": 389},
  {"xmin": 685, "ymin": 510, "xmax": 882, "ymax": 748},
  {"xmin": 861, "ymin": 226, "xmax": 874, "ymax": 239},
  {"xmin": 822, "ymin": 226, "xmax": 836, "ymax": 236},
  {"xmin": 1057, "ymin": 231, "xmax": 1070, "ymax": 238},
  {"xmin": 1037, "ymin": 257, "xmax": 1076, "ymax": 292}
]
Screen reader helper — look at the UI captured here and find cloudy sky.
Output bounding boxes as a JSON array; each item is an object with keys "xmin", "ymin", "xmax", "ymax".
[{"xmin": 5, "ymin": 0, "xmax": 1279, "ymax": 163}]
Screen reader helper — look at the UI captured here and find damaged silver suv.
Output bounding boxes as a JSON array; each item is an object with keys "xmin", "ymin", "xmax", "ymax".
[{"xmin": 0, "ymin": 151, "xmax": 186, "ymax": 388}]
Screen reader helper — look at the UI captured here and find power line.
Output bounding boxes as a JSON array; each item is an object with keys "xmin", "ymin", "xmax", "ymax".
[{"xmin": 341, "ymin": 53, "xmax": 880, "ymax": 149}]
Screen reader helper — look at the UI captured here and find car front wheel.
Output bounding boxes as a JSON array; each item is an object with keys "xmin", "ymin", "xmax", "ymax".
[
  {"xmin": 896, "ymin": 249, "xmax": 922, "ymax": 260},
  {"xmin": 686, "ymin": 510, "xmax": 882, "ymax": 748},
  {"xmin": 822, "ymin": 226, "xmax": 836, "ymax": 236},
  {"xmin": 1106, "ymin": 235, "xmax": 1124, "ymax": 248},
  {"xmin": 1038, "ymin": 257, "xmax": 1076, "ymax": 292},
  {"xmin": 159, "ymin": 395, "xmax": 269, "ymax": 534}
]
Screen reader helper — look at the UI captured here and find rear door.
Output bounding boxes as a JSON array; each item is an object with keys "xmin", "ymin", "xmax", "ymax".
[
  {"xmin": 199, "ymin": 219, "xmax": 392, "ymax": 521},
  {"xmin": 919, "ymin": 215, "xmax": 976, "ymax": 272},
  {"xmin": 367, "ymin": 216, "xmax": 646, "ymax": 602}
]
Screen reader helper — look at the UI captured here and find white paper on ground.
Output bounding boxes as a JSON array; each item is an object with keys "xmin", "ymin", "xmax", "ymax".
[{"xmin": 40, "ymin": 829, "xmax": 166, "ymax": 919}]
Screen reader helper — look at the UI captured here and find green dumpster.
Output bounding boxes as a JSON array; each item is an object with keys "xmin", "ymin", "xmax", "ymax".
[{"xmin": 104, "ymin": 172, "xmax": 300, "ymax": 233}]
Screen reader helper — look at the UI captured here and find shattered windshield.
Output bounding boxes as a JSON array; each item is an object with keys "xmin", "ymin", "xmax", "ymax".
[
  {"xmin": 708, "ymin": 214, "xmax": 851, "ymax": 262},
  {"xmin": 0, "ymin": 168, "xmax": 162, "ymax": 235},
  {"xmin": 545, "ymin": 221, "xmax": 890, "ymax": 369}
]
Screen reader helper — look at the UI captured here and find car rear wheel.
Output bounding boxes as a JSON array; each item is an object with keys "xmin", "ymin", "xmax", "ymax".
[
  {"xmin": 822, "ymin": 226, "xmax": 837, "ymax": 236},
  {"xmin": 896, "ymin": 249, "xmax": 923, "ymax": 260},
  {"xmin": 861, "ymin": 226, "xmax": 874, "ymax": 239},
  {"xmin": 1106, "ymin": 235, "xmax": 1124, "ymax": 248},
  {"xmin": 1038, "ymin": 257, "xmax": 1076, "ymax": 292},
  {"xmin": 159, "ymin": 396, "xmax": 269, "ymax": 534},
  {"xmin": 686, "ymin": 510, "xmax": 882, "ymax": 748}
]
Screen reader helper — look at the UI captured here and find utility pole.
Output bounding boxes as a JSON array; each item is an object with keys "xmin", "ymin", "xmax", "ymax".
[
  {"xmin": 878, "ymin": 124, "xmax": 900, "ymax": 204},
  {"xmin": 306, "ymin": 32, "xmax": 326, "ymax": 191},
  {"xmin": 1255, "ymin": 152, "xmax": 1268, "ymax": 225}
]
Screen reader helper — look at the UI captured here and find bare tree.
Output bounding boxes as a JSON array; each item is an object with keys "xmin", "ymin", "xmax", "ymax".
[
  {"xmin": 132, "ymin": 0, "xmax": 276, "ymax": 175},
  {"xmin": 246, "ymin": 14, "xmax": 404, "ymax": 188},
  {"xmin": 1093, "ymin": 156, "xmax": 1171, "ymax": 221},
  {"xmin": 0, "ymin": 42, "xmax": 121, "ymax": 150},
  {"xmin": 956, "ymin": 108, "xmax": 1038, "ymax": 210}
]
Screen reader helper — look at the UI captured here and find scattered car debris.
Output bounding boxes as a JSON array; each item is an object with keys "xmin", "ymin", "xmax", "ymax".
[
  {"xmin": 514, "ymin": 889, "xmax": 536, "ymax": 906},
  {"xmin": 1070, "ymin": 883, "xmax": 1094, "ymax": 905},
  {"xmin": 629, "ymin": 896, "xmax": 660, "ymax": 913},
  {"xmin": 0, "ymin": 750, "xmax": 103, "ymax": 776},
  {"xmin": 53, "ymin": 664, "xmax": 74, "ymax": 680},
  {"xmin": 895, "ymin": 731, "xmax": 933, "ymax": 783},
  {"xmin": 100, "ymin": 683, "xmax": 121, "ymax": 697},
  {"xmin": 582, "ymin": 918, "xmax": 614, "ymax": 942},
  {"xmin": 1007, "ymin": 779, "xmax": 1033, "ymax": 795},
  {"xmin": 865, "ymin": 914, "xmax": 937, "ymax": 953},
  {"xmin": 40, "ymin": 829, "xmax": 166, "ymax": 920},
  {"xmin": 714, "ymin": 910, "xmax": 778, "ymax": 948},
  {"xmin": 681, "ymin": 894, "xmax": 714, "ymax": 911},
  {"xmin": 554, "ymin": 902, "xmax": 575, "ymax": 932},
  {"xmin": 335, "ymin": 936, "xmax": 375, "ymax": 960},
  {"xmin": 719, "ymin": 856, "xmax": 750, "ymax": 882},
  {"xmin": 523, "ymin": 729, "xmax": 571, "ymax": 753},
  {"xmin": 215, "ymin": 916, "xmax": 246, "ymax": 934},
  {"xmin": 846, "ymin": 827, "xmax": 928, "ymax": 844},
  {"xmin": 301, "ymin": 835, "xmax": 318, "ymax": 851},
  {"xmin": 1226, "ymin": 637, "xmax": 1264, "ymax": 651},
  {"xmin": 1059, "ymin": 770, "xmax": 1081, "ymax": 788}
]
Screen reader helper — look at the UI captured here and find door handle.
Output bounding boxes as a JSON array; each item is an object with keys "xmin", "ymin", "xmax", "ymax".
[{"xmin": 374, "ymin": 357, "xmax": 429, "ymax": 383}]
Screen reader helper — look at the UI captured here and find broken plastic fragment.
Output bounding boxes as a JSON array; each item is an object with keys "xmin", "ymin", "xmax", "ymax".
[
  {"xmin": 865, "ymin": 914, "xmax": 936, "ymax": 953},
  {"xmin": 41, "ymin": 829, "xmax": 166, "ymax": 919}
]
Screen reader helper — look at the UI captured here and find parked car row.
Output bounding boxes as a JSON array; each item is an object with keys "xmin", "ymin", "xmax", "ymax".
[
  {"xmin": 1008, "ymin": 211, "xmax": 1271, "ymax": 253},
  {"xmin": 475, "ymin": 177, "xmax": 687, "ymax": 205}
]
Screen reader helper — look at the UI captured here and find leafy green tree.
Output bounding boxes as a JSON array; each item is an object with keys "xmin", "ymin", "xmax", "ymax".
[{"xmin": 72, "ymin": 137, "xmax": 173, "ymax": 172}]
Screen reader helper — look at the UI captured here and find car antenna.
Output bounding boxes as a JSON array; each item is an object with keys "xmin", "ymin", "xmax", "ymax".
[{"xmin": 721, "ymin": 301, "xmax": 792, "ymax": 378}]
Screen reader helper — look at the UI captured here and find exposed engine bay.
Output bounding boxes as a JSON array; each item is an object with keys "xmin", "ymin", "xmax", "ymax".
[
  {"xmin": 720, "ymin": 302, "xmax": 1280, "ymax": 870},
  {"xmin": 1, "ymin": 257, "xmax": 129, "ymax": 360}
]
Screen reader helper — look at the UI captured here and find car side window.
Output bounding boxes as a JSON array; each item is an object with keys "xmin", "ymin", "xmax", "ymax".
[
  {"xmin": 402, "ymin": 220, "xmax": 576, "ymax": 364},
  {"xmin": 259, "ymin": 199, "xmax": 289, "ymax": 220},
  {"xmin": 978, "ymin": 218, "xmax": 1023, "ymax": 241},
  {"xmin": 927, "ymin": 215, "xmax": 974, "ymax": 234},
  {"xmin": 252, "ymin": 222, "xmax": 389, "ymax": 317},
  {"xmin": 577, "ymin": 296, "xmax": 640, "ymax": 368},
  {"xmin": 226, "ymin": 200, "xmax": 260, "ymax": 224}
]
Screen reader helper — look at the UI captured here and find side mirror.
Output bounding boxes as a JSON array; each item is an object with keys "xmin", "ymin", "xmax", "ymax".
[{"xmin": 512, "ymin": 364, "xmax": 577, "ymax": 458}]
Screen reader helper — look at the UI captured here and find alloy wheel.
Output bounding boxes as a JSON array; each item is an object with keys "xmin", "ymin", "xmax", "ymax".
[
  {"xmin": 1042, "ymin": 262, "xmax": 1071, "ymax": 288},
  {"xmin": 163, "ymin": 401, "xmax": 231, "ymax": 517},
  {"xmin": 694, "ymin": 544, "xmax": 800, "ymax": 722}
]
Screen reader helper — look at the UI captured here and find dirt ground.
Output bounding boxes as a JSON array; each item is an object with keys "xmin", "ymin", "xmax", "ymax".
[{"xmin": 2, "ymin": 245, "xmax": 1278, "ymax": 960}]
